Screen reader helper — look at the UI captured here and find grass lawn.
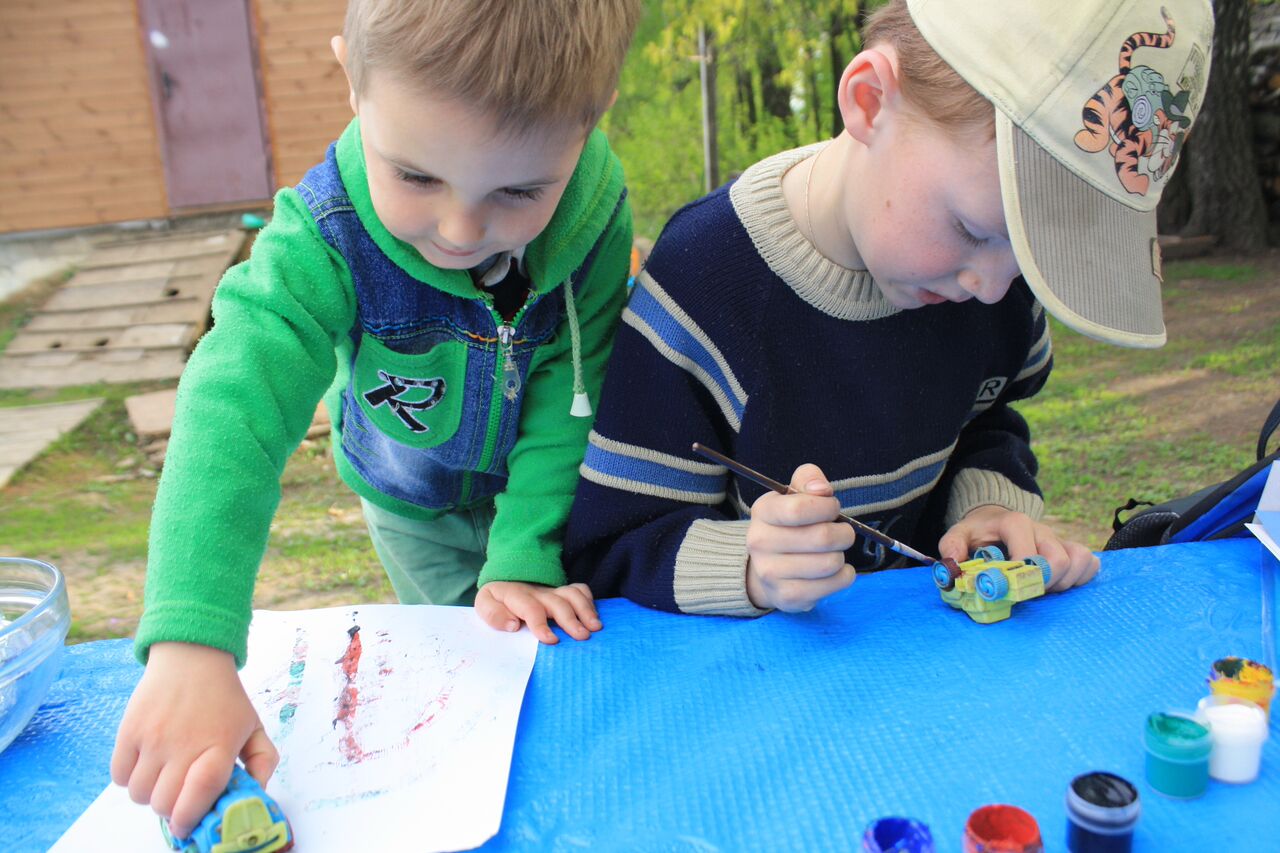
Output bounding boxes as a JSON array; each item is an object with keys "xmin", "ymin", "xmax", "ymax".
[
  {"xmin": 1023, "ymin": 254, "xmax": 1279, "ymax": 547},
  {"xmin": 1, "ymin": 251, "xmax": 1276, "ymax": 642}
]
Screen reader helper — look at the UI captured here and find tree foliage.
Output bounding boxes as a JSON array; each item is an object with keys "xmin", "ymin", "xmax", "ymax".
[
  {"xmin": 602, "ymin": 1, "xmax": 879, "ymax": 238},
  {"xmin": 604, "ymin": 1, "xmax": 1268, "ymax": 247}
]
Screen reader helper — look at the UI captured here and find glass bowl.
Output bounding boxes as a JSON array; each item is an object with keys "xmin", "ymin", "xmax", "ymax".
[{"xmin": 0, "ymin": 557, "xmax": 71, "ymax": 754}]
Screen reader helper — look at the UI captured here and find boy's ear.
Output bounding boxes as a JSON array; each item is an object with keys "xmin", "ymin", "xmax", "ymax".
[
  {"xmin": 331, "ymin": 35, "xmax": 358, "ymax": 115},
  {"xmin": 837, "ymin": 45, "xmax": 901, "ymax": 146}
]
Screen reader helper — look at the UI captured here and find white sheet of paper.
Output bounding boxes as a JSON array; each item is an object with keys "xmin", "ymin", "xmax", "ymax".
[
  {"xmin": 50, "ymin": 604, "xmax": 538, "ymax": 853},
  {"xmin": 1256, "ymin": 461, "xmax": 1280, "ymax": 513},
  {"xmin": 1247, "ymin": 461, "xmax": 1280, "ymax": 561},
  {"xmin": 1246, "ymin": 522, "xmax": 1280, "ymax": 563}
]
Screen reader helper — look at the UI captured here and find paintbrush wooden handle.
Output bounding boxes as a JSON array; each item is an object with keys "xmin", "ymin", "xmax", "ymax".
[{"xmin": 690, "ymin": 442, "xmax": 935, "ymax": 564}]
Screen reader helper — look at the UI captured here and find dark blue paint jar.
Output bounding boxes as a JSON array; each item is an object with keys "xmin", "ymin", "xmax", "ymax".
[
  {"xmin": 1065, "ymin": 771, "xmax": 1141, "ymax": 852},
  {"xmin": 862, "ymin": 816, "xmax": 935, "ymax": 852}
]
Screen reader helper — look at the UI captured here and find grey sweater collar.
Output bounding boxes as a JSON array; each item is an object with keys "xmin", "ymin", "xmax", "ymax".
[{"xmin": 728, "ymin": 142, "xmax": 900, "ymax": 322}]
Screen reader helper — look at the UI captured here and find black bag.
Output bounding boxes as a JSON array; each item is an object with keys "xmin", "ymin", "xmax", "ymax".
[{"xmin": 1104, "ymin": 396, "xmax": 1280, "ymax": 550}]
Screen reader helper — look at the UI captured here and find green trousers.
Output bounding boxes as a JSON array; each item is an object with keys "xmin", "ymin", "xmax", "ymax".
[{"xmin": 360, "ymin": 498, "xmax": 496, "ymax": 606}]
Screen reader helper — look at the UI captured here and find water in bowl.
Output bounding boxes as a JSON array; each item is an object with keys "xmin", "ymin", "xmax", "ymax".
[{"xmin": 0, "ymin": 558, "xmax": 71, "ymax": 754}]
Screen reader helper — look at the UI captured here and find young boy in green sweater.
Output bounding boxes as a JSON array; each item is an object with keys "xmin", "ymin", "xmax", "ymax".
[{"xmin": 112, "ymin": 0, "xmax": 641, "ymax": 838}]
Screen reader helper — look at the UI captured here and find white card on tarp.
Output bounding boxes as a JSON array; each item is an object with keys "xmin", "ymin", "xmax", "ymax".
[
  {"xmin": 1246, "ymin": 522, "xmax": 1280, "ymax": 563},
  {"xmin": 1256, "ymin": 461, "xmax": 1280, "ymax": 514},
  {"xmin": 50, "ymin": 604, "xmax": 538, "ymax": 853},
  {"xmin": 1247, "ymin": 461, "xmax": 1280, "ymax": 561}
]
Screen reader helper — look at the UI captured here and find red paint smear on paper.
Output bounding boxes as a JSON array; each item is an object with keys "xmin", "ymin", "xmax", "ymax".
[
  {"xmin": 409, "ymin": 690, "xmax": 451, "ymax": 735},
  {"xmin": 406, "ymin": 658, "xmax": 474, "ymax": 738},
  {"xmin": 332, "ymin": 624, "xmax": 367, "ymax": 762}
]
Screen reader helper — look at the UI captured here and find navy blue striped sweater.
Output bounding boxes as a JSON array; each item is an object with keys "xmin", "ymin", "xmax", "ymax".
[{"xmin": 565, "ymin": 145, "xmax": 1053, "ymax": 616}]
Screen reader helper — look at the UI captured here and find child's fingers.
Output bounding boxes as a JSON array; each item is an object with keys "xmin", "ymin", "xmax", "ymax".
[
  {"xmin": 501, "ymin": 593, "xmax": 559, "ymax": 644},
  {"xmin": 994, "ymin": 513, "xmax": 1037, "ymax": 560},
  {"xmin": 474, "ymin": 586, "xmax": 521, "ymax": 633},
  {"xmin": 754, "ymin": 550, "xmax": 849, "ymax": 582},
  {"xmin": 1073, "ymin": 545, "xmax": 1101, "ymax": 586},
  {"xmin": 240, "ymin": 726, "xmax": 279, "ymax": 787},
  {"xmin": 765, "ymin": 565, "xmax": 856, "ymax": 612},
  {"xmin": 537, "ymin": 592, "xmax": 591, "ymax": 641},
  {"xmin": 1051, "ymin": 542, "xmax": 1100, "ymax": 590},
  {"xmin": 523, "ymin": 608, "xmax": 560, "ymax": 645},
  {"xmin": 109, "ymin": 736, "xmax": 140, "ymax": 788},
  {"xmin": 1030, "ymin": 536, "xmax": 1070, "ymax": 591},
  {"xmin": 169, "ymin": 749, "xmax": 234, "ymax": 840},
  {"xmin": 556, "ymin": 584, "xmax": 602, "ymax": 631},
  {"xmin": 936, "ymin": 529, "xmax": 972, "ymax": 562},
  {"xmin": 149, "ymin": 761, "xmax": 188, "ymax": 822},
  {"xmin": 788, "ymin": 463, "xmax": 833, "ymax": 495},
  {"xmin": 125, "ymin": 754, "xmax": 163, "ymax": 806},
  {"xmin": 747, "ymin": 519, "xmax": 854, "ymax": 554},
  {"xmin": 753, "ymin": 491, "xmax": 843, "ymax": 527}
]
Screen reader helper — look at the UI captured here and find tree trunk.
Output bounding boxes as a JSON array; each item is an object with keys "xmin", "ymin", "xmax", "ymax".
[
  {"xmin": 1183, "ymin": 0, "xmax": 1268, "ymax": 250},
  {"xmin": 807, "ymin": 50, "xmax": 822, "ymax": 139},
  {"xmin": 759, "ymin": 42, "xmax": 790, "ymax": 122},
  {"xmin": 736, "ymin": 64, "xmax": 758, "ymax": 136},
  {"xmin": 699, "ymin": 24, "xmax": 719, "ymax": 192},
  {"xmin": 828, "ymin": 7, "xmax": 847, "ymax": 137}
]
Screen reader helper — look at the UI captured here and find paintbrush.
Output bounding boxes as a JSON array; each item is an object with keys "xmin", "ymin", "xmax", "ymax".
[{"xmin": 691, "ymin": 442, "xmax": 937, "ymax": 565}]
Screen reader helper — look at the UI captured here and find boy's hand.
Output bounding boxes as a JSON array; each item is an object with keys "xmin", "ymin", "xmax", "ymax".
[
  {"xmin": 110, "ymin": 642, "xmax": 277, "ymax": 841},
  {"xmin": 745, "ymin": 464, "xmax": 857, "ymax": 611},
  {"xmin": 939, "ymin": 504, "xmax": 1100, "ymax": 592},
  {"xmin": 475, "ymin": 581, "xmax": 601, "ymax": 644}
]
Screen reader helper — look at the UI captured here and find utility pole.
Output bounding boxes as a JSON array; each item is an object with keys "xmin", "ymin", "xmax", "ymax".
[{"xmin": 698, "ymin": 24, "xmax": 719, "ymax": 193}]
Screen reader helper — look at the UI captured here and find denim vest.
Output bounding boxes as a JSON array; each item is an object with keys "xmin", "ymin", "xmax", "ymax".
[{"xmin": 296, "ymin": 143, "xmax": 605, "ymax": 513}]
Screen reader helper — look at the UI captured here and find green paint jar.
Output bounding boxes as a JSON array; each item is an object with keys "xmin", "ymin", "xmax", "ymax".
[{"xmin": 1143, "ymin": 712, "xmax": 1211, "ymax": 798}]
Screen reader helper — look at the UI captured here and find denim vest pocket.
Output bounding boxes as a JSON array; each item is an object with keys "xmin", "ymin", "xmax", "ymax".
[{"xmin": 351, "ymin": 333, "xmax": 467, "ymax": 449}]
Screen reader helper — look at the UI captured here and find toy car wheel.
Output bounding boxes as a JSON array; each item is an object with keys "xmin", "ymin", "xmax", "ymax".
[
  {"xmin": 976, "ymin": 568, "xmax": 1009, "ymax": 601},
  {"xmin": 1026, "ymin": 555, "xmax": 1052, "ymax": 584},
  {"xmin": 973, "ymin": 545, "xmax": 1004, "ymax": 562},
  {"xmin": 932, "ymin": 560, "xmax": 961, "ymax": 591}
]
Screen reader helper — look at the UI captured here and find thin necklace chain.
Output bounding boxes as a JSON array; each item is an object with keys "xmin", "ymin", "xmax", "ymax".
[{"xmin": 804, "ymin": 142, "xmax": 824, "ymax": 247}]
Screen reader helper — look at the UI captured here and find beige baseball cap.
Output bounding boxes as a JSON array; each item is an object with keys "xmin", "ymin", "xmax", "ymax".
[{"xmin": 908, "ymin": 0, "xmax": 1214, "ymax": 348}]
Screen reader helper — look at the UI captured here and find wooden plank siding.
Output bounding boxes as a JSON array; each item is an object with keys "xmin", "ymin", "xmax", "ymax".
[
  {"xmin": 0, "ymin": 0, "xmax": 168, "ymax": 232},
  {"xmin": 254, "ymin": 0, "xmax": 350, "ymax": 189},
  {"xmin": 0, "ymin": 0, "xmax": 348, "ymax": 235}
]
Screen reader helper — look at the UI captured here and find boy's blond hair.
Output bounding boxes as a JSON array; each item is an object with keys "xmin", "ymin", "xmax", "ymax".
[
  {"xmin": 344, "ymin": 0, "xmax": 642, "ymax": 135},
  {"xmin": 864, "ymin": 0, "xmax": 993, "ymax": 137}
]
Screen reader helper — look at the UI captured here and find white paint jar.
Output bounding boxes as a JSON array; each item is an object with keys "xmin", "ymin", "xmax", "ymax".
[{"xmin": 1195, "ymin": 694, "xmax": 1269, "ymax": 783}]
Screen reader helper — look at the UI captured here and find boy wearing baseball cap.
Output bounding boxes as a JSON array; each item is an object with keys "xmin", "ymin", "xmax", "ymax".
[{"xmin": 565, "ymin": 0, "xmax": 1213, "ymax": 616}]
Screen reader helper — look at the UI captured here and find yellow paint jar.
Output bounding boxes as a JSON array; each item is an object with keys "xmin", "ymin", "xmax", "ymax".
[{"xmin": 1208, "ymin": 657, "xmax": 1274, "ymax": 719}]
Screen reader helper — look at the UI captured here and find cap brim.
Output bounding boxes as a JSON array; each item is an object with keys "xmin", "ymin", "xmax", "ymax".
[{"xmin": 996, "ymin": 113, "xmax": 1167, "ymax": 349}]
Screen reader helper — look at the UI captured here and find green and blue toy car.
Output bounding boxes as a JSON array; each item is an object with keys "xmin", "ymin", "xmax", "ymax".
[
  {"xmin": 932, "ymin": 545, "xmax": 1051, "ymax": 624},
  {"xmin": 161, "ymin": 764, "xmax": 294, "ymax": 853}
]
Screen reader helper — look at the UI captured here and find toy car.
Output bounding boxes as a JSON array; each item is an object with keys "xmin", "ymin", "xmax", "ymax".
[
  {"xmin": 161, "ymin": 764, "xmax": 294, "ymax": 853},
  {"xmin": 932, "ymin": 545, "xmax": 1051, "ymax": 624}
]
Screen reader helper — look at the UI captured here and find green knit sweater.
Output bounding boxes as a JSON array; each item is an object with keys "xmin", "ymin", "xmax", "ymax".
[{"xmin": 134, "ymin": 120, "xmax": 632, "ymax": 666}]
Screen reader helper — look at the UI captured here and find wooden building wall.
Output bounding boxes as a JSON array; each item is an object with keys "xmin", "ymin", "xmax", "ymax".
[
  {"xmin": 0, "ymin": 0, "xmax": 169, "ymax": 233},
  {"xmin": 0, "ymin": 0, "xmax": 351, "ymax": 236},
  {"xmin": 254, "ymin": 0, "xmax": 351, "ymax": 188}
]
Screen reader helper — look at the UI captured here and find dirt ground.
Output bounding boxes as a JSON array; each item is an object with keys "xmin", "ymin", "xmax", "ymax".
[{"xmin": 1037, "ymin": 248, "xmax": 1280, "ymax": 547}]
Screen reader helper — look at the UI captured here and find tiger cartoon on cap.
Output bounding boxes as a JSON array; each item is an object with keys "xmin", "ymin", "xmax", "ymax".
[{"xmin": 1074, "ymin": 7, "xmax": 1205, "ymax": 197}]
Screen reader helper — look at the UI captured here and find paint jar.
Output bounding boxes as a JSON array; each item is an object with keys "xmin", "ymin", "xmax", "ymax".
[
  {"xmin": 1195, "ymin": 694, "xmax": 1269, "ymax": 783},
  {"xmin": 1143, "ymin": 712, "xmax": 1211, "ymax": 798},
  {"xmin": 1064, "ymin": 771, "xmax": 1140, "ymax": 853},
  {"xmin": 963, "ymin": 804, "xmax": 1043, "ymax": 853},
  {"xmin": 861, "ymin": 816, "xmax": 935, "ymax": 852},
  {"xmin": 1208, "ymin": 657, "xmax": 1274, "ymax": 719}
]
